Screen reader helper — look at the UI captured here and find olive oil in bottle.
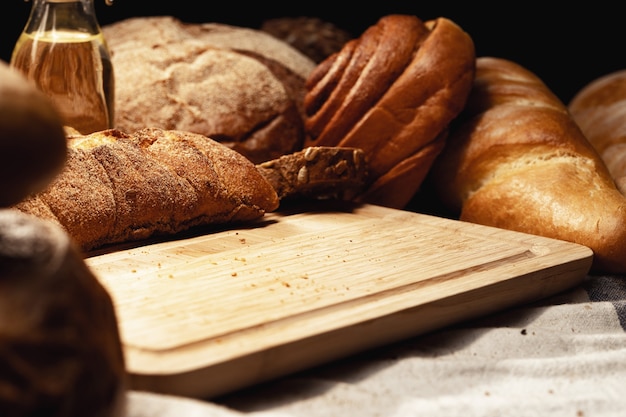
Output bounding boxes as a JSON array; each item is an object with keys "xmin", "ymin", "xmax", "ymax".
[{"xmin": 10, "ymin": 0, "xmax": 115, "ymax": 134}]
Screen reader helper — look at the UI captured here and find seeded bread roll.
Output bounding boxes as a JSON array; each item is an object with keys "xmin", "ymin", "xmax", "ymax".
[
  {"xmin": 257, "ymin": 146, "xmax": 368, "ymax": 201},
  {"xmin": 428, "ymin": 57, "xmax": 626, "ymax": 274},
  {"xmin": 0, "ymin": 209, "xmax": 126, "ymax": 417},
  {"xmin": 103, "ymin": 16, "xmax": 316, "ymax": 164},
  {"xmin": 14, "ymin": 128, "xmax": 280, "ymax": 252},
  {"xmin": 303, "ymin": 14, "xmax": 476, "ymax": 209}
]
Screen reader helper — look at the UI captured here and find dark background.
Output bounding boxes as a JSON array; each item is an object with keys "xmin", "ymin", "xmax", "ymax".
[{"xmin": 2, "ymin": 1, "xmax": 624, "ymax": 104}]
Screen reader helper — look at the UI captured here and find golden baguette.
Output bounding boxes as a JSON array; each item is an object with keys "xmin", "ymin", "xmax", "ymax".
[{"xmin": 428, "ymin": 57, "xmax": 626, "ymax": 274}]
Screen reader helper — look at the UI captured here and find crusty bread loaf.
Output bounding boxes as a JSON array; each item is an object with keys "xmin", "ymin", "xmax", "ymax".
[
  {"xmin": 257, "ymin": 146, "xmax": 368, "ymax": 201},
  {"xmin": 427, "ymin": 56, "xmax": 626, "ymax": 274},
  {"xmin": 303, "ymin": 14, "xmax": 476, "ymax": 209},
  {"xmin": 0, "ymin": 209, "xmax": 126, "ymax": 416},
  {"xmin": 568, "ymin": 70, "xmax": 626, "ymax": 194},
  {"xmin": 103, "ymin": 16, "xmax": 317, "ymax": 164},
  {"xmin": 14, "ymin": 128, "xmax": 280, "ymax": 252},
  {"xmin": 0, "ymin": 60, "xmax": 67, "ymax": 207}
]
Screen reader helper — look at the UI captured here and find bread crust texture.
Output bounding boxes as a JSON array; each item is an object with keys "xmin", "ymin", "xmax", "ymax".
[{"xmin": 14, "ymin": 128, "xmax": 279, "ymax": 252}]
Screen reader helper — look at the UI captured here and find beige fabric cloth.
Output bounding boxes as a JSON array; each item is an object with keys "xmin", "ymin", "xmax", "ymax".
[{"xmin": 122, "ymin": 276, "xmax": 626, "ymax": 416}]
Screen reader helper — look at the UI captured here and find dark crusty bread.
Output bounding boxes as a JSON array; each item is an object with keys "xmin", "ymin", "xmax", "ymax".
[
  {"xmin": 0, "ymin": 60, "xmax": 67, "ymax": 207},
  {"xmin": 0, "ymin": 209, "xmax": 126, "ymax": 416},
  {"xmin": 427, "ymin": 57, "xmax": 626, "ymax": 274},
  {"xmin": 14, "ymin": 128, "xmax": 280, "ymax": 252},
  {"xmin": 103, "ymin": 16, "xmax": 317, "ymax": 164},
  {"xmin": 303, "ymin": 14, "xmax": 476, "ymax": 209},
  {"xmin": 569, "ymin": 70, "xmax": 626, "ymax": 194},
  {"xmin": 260, "ymin": 17, "xmax": 353, "ymax": 63},
  {"xmin": 257, "ymin": 146, "xmax": 368, "ymax": 201}
]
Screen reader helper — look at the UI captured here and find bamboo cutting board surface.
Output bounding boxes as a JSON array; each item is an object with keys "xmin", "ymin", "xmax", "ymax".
[{"xmin": 85, "ymin": 202, "xmax": 593, "ymax": 399}]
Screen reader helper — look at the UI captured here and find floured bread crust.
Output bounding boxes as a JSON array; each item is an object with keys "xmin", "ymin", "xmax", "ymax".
[
  {"xmin": 104, "ymin": 16, "xmax": 317, "ymax": 164},
  {"xmin": 14, "ymin": 128, "xmax": 280, "ymax": 252}
]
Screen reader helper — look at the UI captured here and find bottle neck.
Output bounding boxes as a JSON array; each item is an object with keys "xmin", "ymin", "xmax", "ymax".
[{"xmin": 23, "ymin": 0, "xmax": 100, "ymax": 36}]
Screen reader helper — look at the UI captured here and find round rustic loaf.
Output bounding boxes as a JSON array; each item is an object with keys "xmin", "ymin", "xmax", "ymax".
[
  {"xmin": 0, "ymin": 60, "xmax": 67, "ymax": 207},
  {"xmin": 103, "ymin": 16, "xmax": 317, "ymax": 164},
  {"xmin": 0, "ymin": 209, "xmax": 127, "ymax": 416}
]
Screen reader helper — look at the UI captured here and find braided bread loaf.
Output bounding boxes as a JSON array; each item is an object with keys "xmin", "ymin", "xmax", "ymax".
[{"xmin": 303, "ymin": 14, "xmax": 476, "ymax": 208}]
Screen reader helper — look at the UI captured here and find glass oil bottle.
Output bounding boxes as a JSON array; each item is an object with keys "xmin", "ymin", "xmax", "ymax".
[{"xmin": 10, "ymin": 0, "xmax": 115, "ymax": 134}]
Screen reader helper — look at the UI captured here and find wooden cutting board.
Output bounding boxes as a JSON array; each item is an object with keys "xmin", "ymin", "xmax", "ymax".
[{"xmin": 85, "ymin": 202, "xmax": 593, "ymax": 399}]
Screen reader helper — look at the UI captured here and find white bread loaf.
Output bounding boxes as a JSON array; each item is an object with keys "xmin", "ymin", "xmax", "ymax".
[{"xmin": 428, "ymin": 57, "xmax": 626, "ymax": 274}]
